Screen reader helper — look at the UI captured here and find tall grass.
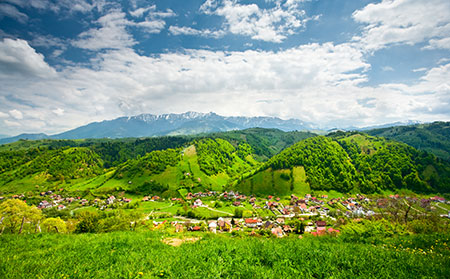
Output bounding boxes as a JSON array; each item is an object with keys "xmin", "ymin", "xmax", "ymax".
[{"xmin": 1, "ymin": 232, "xmax": 449, "ymax": 278}]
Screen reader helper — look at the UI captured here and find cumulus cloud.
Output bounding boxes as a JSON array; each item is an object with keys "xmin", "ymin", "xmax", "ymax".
[
  {"xmin": 9, "ymin": 109, "xmax": 23, "ymax": 120},
  {"xmin": 0, "ymin": 36, "xmax": 449, "ymax": 134},
  {"xmin": 72, "ymin": 7, "xmax": 174, "ymax": 50},
  {"xmin": 0, "ymin": 38, "xmax": 56, "ymax": 78},
  {"xmin": 352, "ymin": 0, "xmax": 450, "ymax": 51},
  {"xmin": 199, "ymin": 0, "xmax": 317, "ymax": 42},
  {"xmin": 72, "ymin": 11, "xmax": 136, "ymax": 51}
]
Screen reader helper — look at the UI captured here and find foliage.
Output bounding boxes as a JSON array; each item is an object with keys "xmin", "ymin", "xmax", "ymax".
[
  {"xmin": 116, "ymin": 148, "xmax": 180, "ymax": 178},
  {"xmin": 367, "ymin": 121, "xmax": 450, "ymax": 160},
  {"xmin": 266, "ymin": 136, "xmax": 357, "ymax": 192},
  {"xmin": 196, "ymin": 138, "xmax": 236, "ymax": 175},
  {"xmin": 340, "ymin": 219, "xmax": 409, "ymax": 243},
  {"xmin": 204, "ymin": 128, "xmax": 316, "ymax": 161},
  {"xmin": 0, "ymin": 147, "xmax": 105, "ymax": 185},
  {"xmin": 42, "ymin": 217, "xmax": 67, "ymax": 233},
  {"xmin": 130, "ymin": 181, "xmax": 169, "ymax": 195},
  {"xmin": 75, "ymin": 211, "xmax": 100, "ymax": 233},
  {"xmin": 238, "ymin": 133, "xmax": 450, "ymax": 195},
  {"xmin": 0, "ymin": 199, "xmax": 42, "ymax": 234}
]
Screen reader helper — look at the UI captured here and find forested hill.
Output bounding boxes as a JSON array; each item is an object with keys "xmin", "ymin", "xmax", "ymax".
[
  {"xmin": 366, "ymin": 121, "xmax": 450, "ymax": 161},
  {"xmin": 1, "ymin": 129, "xmax": 449, "ymax": 197},
  {"xmin": 195, "ymin": 128, "xmax": 317, "ymax": 161},
  {"xmin": 0, "ymin": 129, "xmax": 313, "ymax": 195},
  {"xmin": 0, "ymin": 128, "xmax": 315, "ymax": 167},
  {"xmin": 235, "ymin": 133, "xmax": 450, "ymax": 195}
]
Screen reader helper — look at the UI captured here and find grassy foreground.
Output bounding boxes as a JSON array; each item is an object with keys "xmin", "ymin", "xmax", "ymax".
[{"xmin": 1, "ymin": 232, "xmax": 449, "ymax": 279}]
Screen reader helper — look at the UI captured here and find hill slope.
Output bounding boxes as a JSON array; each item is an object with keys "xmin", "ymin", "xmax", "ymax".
[
  {"xmin": 0, "ymin": 147, "xmax": 105, "ymax": 193},
  {"xmin": 366, "ymin": 121, "xmax": 450, "ymax": 160},
  {"xmin": 71, "ymin": 138, "xmax": 259, "ymax": 196},
  {"xmin": 235, "ymin": 133, "xmax": 450, "ymax": 195}
]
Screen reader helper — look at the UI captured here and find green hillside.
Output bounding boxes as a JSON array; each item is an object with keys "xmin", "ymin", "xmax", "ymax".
[
  {"xmin": 0, "ymin": 136, "xmax": 190, "ymax": 168},
  {"xmin": 0, "ymin": 147, "xmax": 105, "ymax": 193},
  {"xmin": 68, "ymin": 138, "xmax": 259, "ymax": 197},
  {"xmin": 235, "ymin": 133, "xmax": 450, "ymax": 196},
  {"xmin": 197, "ymin": 128, "xmax": 317, "ymax": 161},
  {"xmin": 1, "ymin": 129, "xmax": 449, "ymax": 198},
  {"xmin": 366, "ymin": 121, "xmax": 450, "ymax": 160}
]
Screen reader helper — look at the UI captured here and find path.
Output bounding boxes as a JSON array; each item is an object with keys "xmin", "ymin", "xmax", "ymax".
[{"xmin": 205, "ymin": 206, "xmax": 233, "ymax": 216}]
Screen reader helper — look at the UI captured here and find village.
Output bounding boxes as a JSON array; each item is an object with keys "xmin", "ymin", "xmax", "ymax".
[{"xmin": 1, "ymin": 188, "xmax": 449, "ymax": 238}]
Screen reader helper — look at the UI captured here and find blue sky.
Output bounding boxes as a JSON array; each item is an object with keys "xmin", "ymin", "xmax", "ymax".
[{"xmin": 0, "ymin": 0, "xmax": 449, "ymax": 135}]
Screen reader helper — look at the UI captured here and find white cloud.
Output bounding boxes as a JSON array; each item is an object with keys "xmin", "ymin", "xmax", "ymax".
[
  {"xmin": 72, "ymin": 7, "xmax": 174, "ymax": 50},
  {"xmin": 169, "ymin": 26, "xmax": 226, "ymax": 38},
  {"xmin": 424, "ymin": 37, "xmax": 450, "ymax": 50},
  {"xmin": 4, "ymin": 0, "xmax": 100, "ymax": 14},
  {"xmin": 52, "ymin": 108, "xmax": 64, "ymax": 116},
  {"xmin": 4, "ymin": 119, "xmax": 21, "ymax": 127},
  {"xmin": 412, "ymin": 67, "xmax": 427, "ymax": 73},
  {"xmin": 199, "ymin": 0, "xmax": 316, "ymax": 43},
  {"xmin": 0, "ymin": 39, "xmax": 449, "ymax": 134},
  {"xmin": 0, "ymin": 38, "xmax": 56, "ymax": 78},
  {"xmin": 136, "ymin": 19, "xmax": 166, "ymax": 34},
  {"xmin": 9, "ymin": 109, "xmax": 23, "ymax": 120},
  {"xmin": 130, "ymin": 5, "xmax": 155, "ymax": 17},
  {"xmin": 72, "ymin": 11, "xmax": 135, "ymax": 51},
  {"xmin": 0, "ymin": 3, "xmax": 28, "ymax": 23},
  {"xmin": 0, "ymin": 39, "xmax": 376, "ymax": 134},
  {"xmin": 0, "ymin": 112, "xmax": 8, "ymax": 118},
  {"xmin": 353, "ymin": 0, "xmax": 450, "ymax": 51},
  {"xmin": 382, "ymin": 66, "xmax": 394, "ymax": 72}
]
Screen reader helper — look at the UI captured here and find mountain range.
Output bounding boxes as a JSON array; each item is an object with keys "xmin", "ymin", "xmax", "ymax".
[
  {"xmin": 0, "ymin": 112, "xmax": 316, "ymax": 144},
  {"xmin": 0, "ymin": 111, "xmax": 425, "ymax": 145}
]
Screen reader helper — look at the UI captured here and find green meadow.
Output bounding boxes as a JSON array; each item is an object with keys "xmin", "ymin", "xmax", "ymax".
[{"xmin": 0, "ymin": 232, "xmax": 449, "ymax": 279}]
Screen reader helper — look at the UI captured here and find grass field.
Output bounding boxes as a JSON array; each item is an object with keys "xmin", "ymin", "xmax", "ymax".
[{"xmin": 0, "ymin": 232, "xmax": 449, "ymax": 278}]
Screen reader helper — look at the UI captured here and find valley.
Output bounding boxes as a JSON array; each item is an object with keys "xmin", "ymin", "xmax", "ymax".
[{"xmin": 1, "ymin": 125, "xmax": 449, "ymax": 278}]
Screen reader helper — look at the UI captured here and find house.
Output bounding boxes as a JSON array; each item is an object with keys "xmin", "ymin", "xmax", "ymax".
[
  {"xmin": 189, "ymin": 226, "xmax": 201, "ymax": 231},
  {"xmin": 106, "ymin": 196, "xmax": 115, "ymax": 205},
  {"xmin": 233, "ymin": 201, "xmax": 241, "ymax": 206},
  {"xmin": 208, "ymin": 221, "xmax": 217, "ymax": 233},
  {"xmin": 316, "ymin": 221, "xmax": 326, "ymax": 229},
  {"xmin": 271, "ymin": 227, "xmax": 284, "ymax": 238},
  {"xmin": 432, "ymin": 196, "xmax": 446, "ymax": 203},
  {"xmin": 282, "ymin": 225, "xmax": 293, "ymax": 233},
  {"xmin": 38, "ymin": 200, "xmax": 52, "ymax": 209},
  {"xmin": 57, "ymin": 204, "xmax": 66, "ymax": 210},
  {"xmin": 217, "ymin": 218, "xmax": 232, "ymax": 231},
  {"xmin": 193, "ymin": 199, "xmax": 204, "ymax": 207},
  {"xmin": 245, "ymin": 218, "xmax": 259, "ymax": 228}
]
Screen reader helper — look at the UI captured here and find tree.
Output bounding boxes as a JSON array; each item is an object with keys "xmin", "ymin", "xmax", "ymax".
[
  {"xmin": 0, "ymin": 199, "xmax": 42, "ymax": 234},
  {"xmin": 75, "ymin": 211, "xmax": 100, "ymax": 233},
  {"xmin": 42, "ymin": 217, "xmax": 67, "ymax": 233},
  {"xmin": 234, "ymin": 208, "xmax": 243, "ymax": 218}
]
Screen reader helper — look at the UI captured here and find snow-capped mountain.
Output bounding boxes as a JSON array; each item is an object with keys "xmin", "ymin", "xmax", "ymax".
[{"xmin": 49, "ymin": 112, "xmax": 316, "ymax": 140}]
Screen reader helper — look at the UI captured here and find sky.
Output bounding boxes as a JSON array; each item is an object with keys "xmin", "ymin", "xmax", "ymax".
[{"xmin": 0, "ymin": 0, "xmax": 449, "ymax": 135}]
